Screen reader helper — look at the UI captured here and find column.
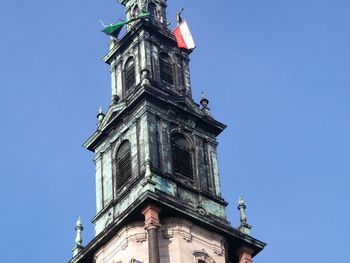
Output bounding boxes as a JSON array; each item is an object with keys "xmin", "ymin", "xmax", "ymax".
[
  {"xmin": 142, "ymin": 204, "xmax": 161, "ymax": 263},
  {"xmin": 236, "ymin": 246, "xmax": 254, "ymax": 263}
]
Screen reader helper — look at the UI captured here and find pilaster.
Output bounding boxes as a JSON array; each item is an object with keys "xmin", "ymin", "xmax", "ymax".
[
  {"xmin": 236, "ymin": 246, "xmax": 254, "ymax": 263},
  {"xmin": 142, "ymin": 204, "xmax": 161, "ymax": 263}
]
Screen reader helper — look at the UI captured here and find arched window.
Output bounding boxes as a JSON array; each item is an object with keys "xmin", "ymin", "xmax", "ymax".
[
  {"xmin": 125, "ymin": 57, "xmax": 136, "ymax": 90},
  {"xmin": 171, "ymin": 134, "xmax": 193, "ymax": 179},
  {"xmin": 116, "ymin": 141, "xmax": 132, "ymax": 189},
  {"xmin": 159, "ymin": 52, "xmax": 174, "ymax": 85},
  {"xmin": 148, "ymin": 2, "xmax": 157, "ymax": 23}
]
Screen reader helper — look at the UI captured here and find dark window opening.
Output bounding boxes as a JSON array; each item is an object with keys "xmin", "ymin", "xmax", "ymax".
[
  {"xmin": 172, "ymin": 134, "xmax": 193, "ymax": 179},
  {"xmin": 116, "ymin": 141, "xmax": 132, "ymax": 189},
  {"xmin": 159, "ymin": 53, "xmax": 174, "ymax": 85},
  {"xmin": 148, "ymin": 3, "xmax": 157, "ymax": 23},
  {"xmin": 125, "ymin": 57, "xmax": 136, "ymax": 90}
]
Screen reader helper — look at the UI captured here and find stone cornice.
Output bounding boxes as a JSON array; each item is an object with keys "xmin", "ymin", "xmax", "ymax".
[
  {"xmin": 68, "ymin": 191, "xmax": 266, "ymax": 263},
  {"xmin": 83, "ymin": 85, "xmax": 226, "ymax": 152}
]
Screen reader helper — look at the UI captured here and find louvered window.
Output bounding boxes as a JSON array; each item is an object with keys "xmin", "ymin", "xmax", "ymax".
[
  {"xmin": 125, "ymin": 57, "xmax": 136, "ymax": 90},
  {"xmin": 148, "ymin": 3, "xmax": 157, "ymax": 24},
  {"xmin": 159, "ymin": 53, "xmax": 174, "ymax": 85},
  {"xmin": 116, "ymin": 141, "xmax": 132, "ymax": 189},
  {"xmin": 172, "ymin": 134, "xmax": 193, "ymax": 179}
]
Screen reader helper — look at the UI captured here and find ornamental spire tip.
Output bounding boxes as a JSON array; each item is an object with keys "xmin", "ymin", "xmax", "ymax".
[
  {"xmin": 237, "ymin": 197, "xmax": 252, "ymax": 235},
  {"xmin": 72, "ymin": 216, "xmax": 84, "ymax": 257}
]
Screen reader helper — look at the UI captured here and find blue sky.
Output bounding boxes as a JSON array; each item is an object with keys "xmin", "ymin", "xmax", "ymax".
[{"xmin": 0, "ymin": 0, "xmax": 349, "ymax": 262}]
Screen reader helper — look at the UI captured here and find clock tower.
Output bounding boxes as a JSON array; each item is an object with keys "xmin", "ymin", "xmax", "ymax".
[{"xmin": 69, "ymin": 1, "xmax": 266, "ymax": 263}]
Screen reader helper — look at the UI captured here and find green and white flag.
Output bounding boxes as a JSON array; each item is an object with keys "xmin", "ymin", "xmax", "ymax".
[{"xmin": 102, "ymin": 11, "xmax": 150, "ymax": 38}]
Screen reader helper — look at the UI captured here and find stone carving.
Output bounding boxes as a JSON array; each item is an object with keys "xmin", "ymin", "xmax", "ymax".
[
  {"xmin": 135, "ymin": 233, "xmax": 147, "ymax": 243},
  {"xmin": 197, "ymin": 206, "xmax": 207, "ymax": 216},
  {"xmin": 180, "ymin": 229, "xmax": 192, "ymax": 242},
  {"xmin": 212, "ymin": 244, "xmax": 223, "ymax": 257},
  {"xmin": 162, "ymin": 229, "xmax": 174, "ymax": 239},
  {"xmin": 120, "ymin": 239, "xmax": 128, "ymax": 250},
  {"xmin": 193, "ymin": 249, "xmax": 216, "ymax": 263}
]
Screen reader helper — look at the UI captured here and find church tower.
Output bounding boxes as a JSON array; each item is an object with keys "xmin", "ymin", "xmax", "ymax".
[{"xmin": 69, "ymin": 1, "xmax": 266, "ymax": 263}]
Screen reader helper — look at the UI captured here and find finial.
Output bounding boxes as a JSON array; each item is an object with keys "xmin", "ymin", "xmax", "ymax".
[
  {"xmin": 200, "ymin": 92, "xmax": 209, "ymax": 107},
  {"xmin": 176, "ymin": 8, "xmax": 184, "ymax": 25},
  {"xmin": 238, "ymin": 197, "xmax": 252, "ymax": 235},
  {"xmin": 200, "ymin": 92, "xmax": 211, "ymax": 117},
  {"xmin": 177, "ymin": 85, "xmax": 186, "ymax": 96},
  {"xmin": 144, "ymin": 159, "xmax": 152, "ymax": 179},
  {"xmin": 72, "ymin": 217, "xmax": 84, "ymax": 257},
  {"xmin": 97, "ymin": 106, "xmax": 105, "ymax": 123},
  {"xmin": 111, "ymin": 95, "xmax": 120, "ymax": 105},
  {"xmin": 141, "ymin": 68, "xmax": 150, "ymax": 85}
]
